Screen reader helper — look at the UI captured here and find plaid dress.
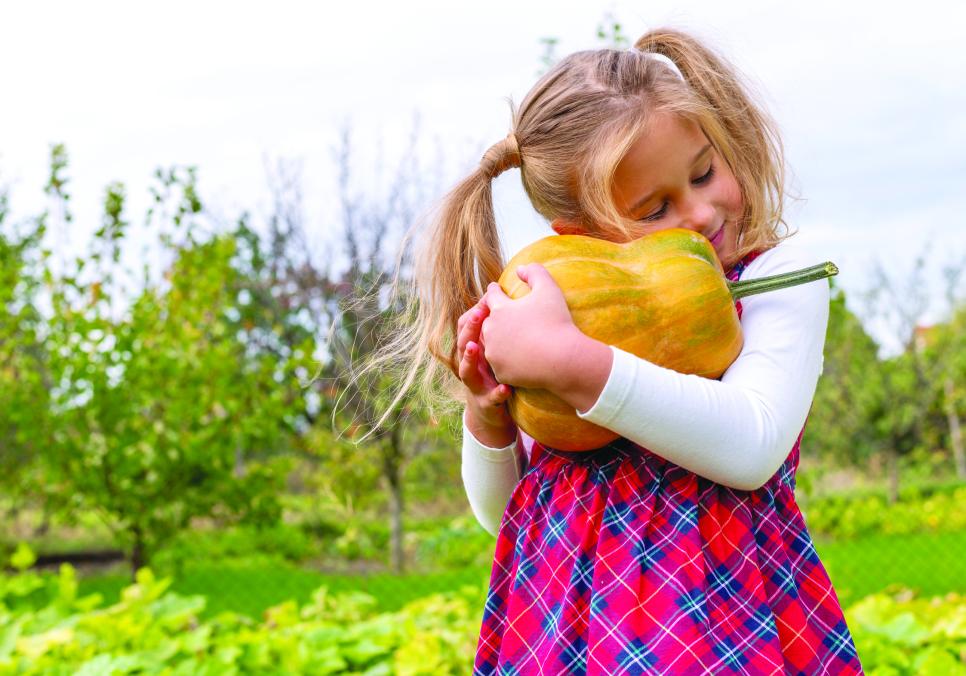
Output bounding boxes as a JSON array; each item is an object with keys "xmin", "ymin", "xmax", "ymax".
[{"xmin": 473, "ymin": 254, "xmax": 863, "ymax": 675}]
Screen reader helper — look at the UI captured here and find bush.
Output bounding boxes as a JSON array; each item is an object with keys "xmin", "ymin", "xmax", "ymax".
[
  {"xmin": 152, "ymin": 522, "xmax": 316, "ymax": 573},
  {"xmin": 803, "ymin": 486, "xmax": 966, "ymax": 540},
  {"xmin": 0, "ymin": 561, "xmax": 483, "ymax": 674},
  {"xmin": 4, "ymin": 551, "xmax": 966, "ymax": 675},
  {"xmin": 411, "ymin": 516, "xmax": 495, "ymax": 571},
  {"xmin": 846, "ymin": 589, "xmax": 966, "ymax": 674}
]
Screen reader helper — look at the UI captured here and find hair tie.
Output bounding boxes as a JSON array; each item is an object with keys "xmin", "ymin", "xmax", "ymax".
[
  {"xmin": 634, "ymin": 50, "xmax": 685, "ymax": 82},
  {"xmin": 480, "ymin": 133, "xmax": 521, "ymax": 179}
]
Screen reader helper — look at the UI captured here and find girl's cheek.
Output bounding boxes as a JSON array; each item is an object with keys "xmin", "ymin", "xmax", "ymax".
[{"xmin": 723, "ymin": 172, "xmax": 743, "ymax": 213}]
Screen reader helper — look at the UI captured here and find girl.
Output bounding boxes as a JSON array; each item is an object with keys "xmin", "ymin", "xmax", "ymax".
[{"xmin": 408, "ymin": 28, "xmax": 862, "ymax": 674}]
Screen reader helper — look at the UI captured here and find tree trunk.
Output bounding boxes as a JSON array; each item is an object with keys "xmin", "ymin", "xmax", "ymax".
[
  {"xmin": 234, "ymin": 442, "xmax": 246, "ymax": 478},
  {"xmin": 131, "ymin": 527, "xmax": 147, "ymax": 580},
  {"xmin": 385, "ymin": 427, "xmax": 405, "ymax": 574},
  {"xmin": 33, "ymin": 511, "xmax": 50, "ymax": 537},
  {"xmin": 944, "ymin": 377, "xmax": 965, "ymax": 480},
  {"xmin": 885, "ymin": 449, "xmax": 900, "ymax": 505}
]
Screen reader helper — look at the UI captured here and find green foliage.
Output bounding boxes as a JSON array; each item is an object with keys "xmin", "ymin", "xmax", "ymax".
[
  {"xmin": 151, "ymin": 523, "xmax": 316, "ymax": 575},
  {"xmin": 78, "ymin": 560, "xmax": 489, "ymax": 620},
  {"xmin": 411, "ymin": 516, "xmax": 495, "ymax": 571},
  {"xmin": 596, "ymin": 12, "xmax": 629, "ymax": 48},
  {"xmin": 0, "ymin": 179, "xmax": 50, "ymax": 501},
  {"xmin": 804, "ymin": 485, "xmax": 966, "ymax": 540},
  {"xmin": 816, "ymin": 529, "xmax": 966, "ymax": 606},
  {"xmin": 5, "ymin": 561, "xmax": 966, "ymax": 674},
  {"xmin": 0, "ymin": 565, "xmax": 483, "ymax": 674},
  {"xmin": 803, "ymin": 283, "xmax": 881, "ymax": 467},
  {"xmin": 28, "ymin": 147, "xmax": 301, "ymax": 572},
  {"xmin": 846, "ymin": 590, "xmax": 966, "ymax": 674},
  {"xmin": 804, "ymin": 279, "xmax": 966, "ymax": 498}
]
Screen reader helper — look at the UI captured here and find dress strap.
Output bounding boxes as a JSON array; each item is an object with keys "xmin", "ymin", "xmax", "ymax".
[
  {"xmin": 726, "ymin": 250, "xmax": 763, "ymax": 282},
  {"xmin": 728, "ymin": 250, "xmax": 763, "ymax": 319}
]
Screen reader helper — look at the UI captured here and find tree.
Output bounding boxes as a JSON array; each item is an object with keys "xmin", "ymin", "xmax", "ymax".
[
  {"xmin": 803, "ymin": 282, "xmax": 881, "ymax": 475},
  {"xmin": 918, "ymin": 302, "xmax": 966, "ymax": 479},
  {"xmin": 43, "ymin": 151, "xmax": 294, "ymax": 575},
  {"xmin": 0, "ymin": 174, "xmax": 52, "ymax": 506},
  {"xmin": 859, "ymin": 254, "xmax": 965, "ymax": 501}
]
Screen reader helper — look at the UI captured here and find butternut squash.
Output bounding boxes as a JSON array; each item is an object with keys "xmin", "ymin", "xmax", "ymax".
[{"xmin": 497, "ymin": 228, "xmax": 837, "ymax": 451}]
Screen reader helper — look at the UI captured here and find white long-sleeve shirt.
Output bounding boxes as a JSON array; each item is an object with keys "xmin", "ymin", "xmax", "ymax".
[{"xmin": 461, "ymin": 242, "xmax": 830, "ymax": 535}]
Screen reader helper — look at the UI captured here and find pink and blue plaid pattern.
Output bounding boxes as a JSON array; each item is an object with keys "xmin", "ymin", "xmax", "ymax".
[{"xmin": 473, "ymin": 254, "xmax": 862, "ymax": 675}]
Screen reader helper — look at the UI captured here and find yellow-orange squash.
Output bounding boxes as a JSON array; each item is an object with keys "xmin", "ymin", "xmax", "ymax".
[{"xmin": 497, "ymin": 228, "xmax": 837, "ymax": 451}]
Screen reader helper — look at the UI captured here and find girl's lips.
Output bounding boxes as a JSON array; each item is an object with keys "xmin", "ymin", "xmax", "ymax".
[{"xmin": 708, "ymin": 226, "xmax": 724, "ymax": 247}]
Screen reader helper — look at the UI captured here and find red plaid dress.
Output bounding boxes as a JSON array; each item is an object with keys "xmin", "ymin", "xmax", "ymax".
[{"xmin": 473, "ymin": 254, "xmax": 863, "ymax": 675}]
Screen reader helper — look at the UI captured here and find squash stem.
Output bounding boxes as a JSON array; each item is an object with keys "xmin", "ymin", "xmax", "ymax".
[{"xmin": 728, "ymin": 262, "xmax": 839, "ymax": 301}]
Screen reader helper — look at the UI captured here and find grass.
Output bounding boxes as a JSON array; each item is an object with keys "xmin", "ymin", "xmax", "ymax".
[
  {"xmin": 73, "ymin": 528, "xmax": 966, "ymax": 621},
  {"xmin": 78, "ymin": 560, "xmax": 490, "ymax": 620},
  {"xmin": 815, "ymin": 529, "xmax": 966, "ymax": 606}
]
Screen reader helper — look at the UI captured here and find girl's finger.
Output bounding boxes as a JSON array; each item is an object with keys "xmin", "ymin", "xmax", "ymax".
[
  {"xmin": 458, "ymin": 341, "xmax": 485, "ymax": 392},
  {"xmin": 457, "ymin": 304, "xmax": 477, "ymax": 334},
  {"xmin": 516, "ymin": 263, "xmax": 556, "ymax": 291},
  {"xmin": 456, "ymin": 309, "xmax": 483, "ymax": 357},
  {"xmin": 484, "ymin": 282, "xmax": 510, "ymax": 310},
  {"xmin": 457, "ymin": 300, "xmax": 489, "ymax": 340},
  {"xmin": 486, "ymin": 383, "xmax": 512, "ymax": 407},
  {"xmin": 464, "ymin": 338, "xmax": 502, "ymax": 395}
]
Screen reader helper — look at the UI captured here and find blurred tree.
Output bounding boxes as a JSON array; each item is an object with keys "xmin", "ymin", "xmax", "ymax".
[
  {"xmin": 596, "ymin": 12, "xmax": 630, "ymax": 48},
  {"xmin": 0, "ymin": 173, "xmax": 52, "ymax": 509},
  {"xmin": 918, "ymin": 301, "xmax": 966, "ymax": 479},
  {"xmin": 804, "ymin": 282, "xmax": 881, "ymax": 476},
  {"xmin": 860, "ymin": 254, "xmax": 965, "ymax": 501},
  {"xmin": 43, "ymin": 150, "xmax": 294, "ymax": 575},
  {"xmin": 233, "ymin": 130, "xmax": 456, "ymax": 573}
]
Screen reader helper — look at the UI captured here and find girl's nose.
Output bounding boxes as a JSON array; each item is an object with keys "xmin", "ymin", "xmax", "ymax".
[{"xmin": 680, "ymin": 200, "xmax": 715, "ymax": 231}]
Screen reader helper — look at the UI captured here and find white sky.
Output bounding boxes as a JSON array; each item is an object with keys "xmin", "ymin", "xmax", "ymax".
[{"xmin": 1, "ymin": 0, "xmax": 964, "ymax": 347}]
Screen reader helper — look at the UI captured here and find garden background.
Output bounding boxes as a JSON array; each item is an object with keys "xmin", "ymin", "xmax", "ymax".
[{"xmin": 1, "ymin": 2, "xmax": 965, "ymax": 673}]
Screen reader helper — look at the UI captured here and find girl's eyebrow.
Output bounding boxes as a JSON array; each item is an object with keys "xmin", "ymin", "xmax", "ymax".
[{"xmin": 628, "ymin": 143, "xmax": 713, "ymax": 214}]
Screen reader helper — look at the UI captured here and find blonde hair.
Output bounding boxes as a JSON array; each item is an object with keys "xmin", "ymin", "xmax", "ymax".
[{"xmin": 369, "ymin": 27, "xmax": 788, "ymax": 424}]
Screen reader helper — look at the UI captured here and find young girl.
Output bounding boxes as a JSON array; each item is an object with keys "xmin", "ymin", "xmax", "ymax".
[{"xmin": 408, "ymin": 28, "xmax": 863, "ymax": 674}]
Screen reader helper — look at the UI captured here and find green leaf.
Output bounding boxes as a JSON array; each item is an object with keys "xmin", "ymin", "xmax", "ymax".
[
  {"xmin": 10, "ymin": 543, "xmax": 36, "ymax": 572},
  {"xmin": 912, "ymin": 647, "xmax": 966, "ymax": 675}
]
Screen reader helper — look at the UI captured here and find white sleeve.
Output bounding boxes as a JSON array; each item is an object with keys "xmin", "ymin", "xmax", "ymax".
[
  {"xmin": 461, "ymin": 413, "xmax": 529, "ymax": 536},
  {"xmin": 576, "ymin": 243, "xmax": 829, "ymax": 490}
]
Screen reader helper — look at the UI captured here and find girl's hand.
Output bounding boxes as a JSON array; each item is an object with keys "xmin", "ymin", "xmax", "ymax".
[
  {"xmin": 481, "ymin": 263, "xmax": 585, "ymax": 390},
  {"xmin": 482, "ymin": 263, "xmax": 614, "ymax": 413},
  {"xmin": 456, "ymin": 299, "xmax": 516, "ymax": 447}
]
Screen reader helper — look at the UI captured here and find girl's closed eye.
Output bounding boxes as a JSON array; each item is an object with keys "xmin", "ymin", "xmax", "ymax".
[
  {"xmin": 639, "ymin": 162, "xmax": 716, "ymax": 222},
  {"xmin": 642, "ymin": 202, "xmax": 668, "ymax": 222},
  {"xmin": 693, "ymin": 162, "xmax": 715, "ymax": 185}
]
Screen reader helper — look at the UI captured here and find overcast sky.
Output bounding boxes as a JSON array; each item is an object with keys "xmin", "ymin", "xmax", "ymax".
[{"xmin": 1, "ymin": 1, "xmax": 964, "ymax": 346}]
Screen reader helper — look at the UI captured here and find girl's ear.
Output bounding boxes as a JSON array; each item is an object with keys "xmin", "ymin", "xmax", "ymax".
[{"xmin": 550, "ymin": 218, "xmax": 586, "ymax": 236}]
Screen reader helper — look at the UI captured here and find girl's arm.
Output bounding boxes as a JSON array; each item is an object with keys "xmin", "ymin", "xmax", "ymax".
[
  {"xmin": 571, "ymin": 243, "xmax": 828, "ymax": 490},
  {"xmin": 475, "ymin": 242, "xmax": 828, "ymax": 491},
  {"xmin": 456, "ymin": 299, "xmax": 524, "ymax": 535},
  {"xmin": 461, "ymin": 417, "xmax": 528, "ymax": 536}
]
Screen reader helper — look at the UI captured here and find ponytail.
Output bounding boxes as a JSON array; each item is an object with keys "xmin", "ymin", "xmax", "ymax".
[
  {"xmin": 421, "ymin": 163, "xmax": 506, "ymax": 372},
  {"xmin": 360, "ymin": 133, "xmax": 521, "ymax": 430}
]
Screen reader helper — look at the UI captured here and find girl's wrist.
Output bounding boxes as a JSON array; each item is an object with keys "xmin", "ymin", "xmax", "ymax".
[
  {"xmin": 544, "ymin": 329, "xmax": 613, "ymax": 414},
  {"xmin": 464, "ymin": 402, "xmax": 517, "ymax": 448}
]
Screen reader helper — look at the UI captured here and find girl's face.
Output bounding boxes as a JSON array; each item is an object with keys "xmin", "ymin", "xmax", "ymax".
[{"xmin": 555, "ymin": 112, "xmax": 744, "ymax": 269}]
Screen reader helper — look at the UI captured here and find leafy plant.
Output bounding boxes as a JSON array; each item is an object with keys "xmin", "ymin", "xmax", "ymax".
[
  {"xmin": 0, "ymin": 560, "xmax": 484, "ymax": 674},
  {"xmin": 803, "ymin": 485, "xmax": 966, "ymax": 540}
]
